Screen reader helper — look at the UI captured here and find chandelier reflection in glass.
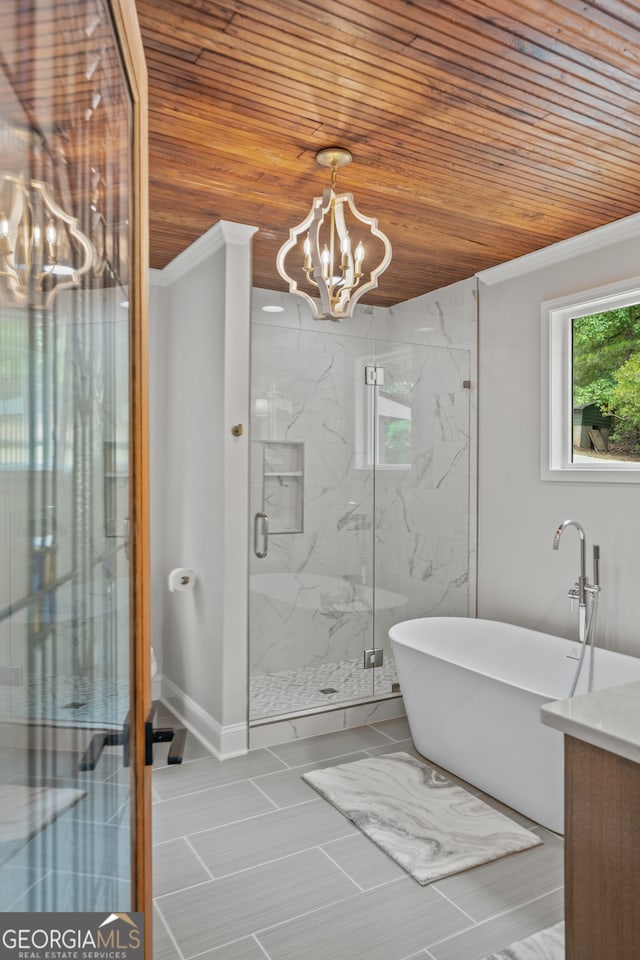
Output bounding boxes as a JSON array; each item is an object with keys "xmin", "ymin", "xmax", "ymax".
[
  {"xmin": 0, "ymin": 173, "xmax": 94, "ymax": 308},
  {"xmin": 276, "ymin": 148, "xmax": 392, "ymax": 320}
]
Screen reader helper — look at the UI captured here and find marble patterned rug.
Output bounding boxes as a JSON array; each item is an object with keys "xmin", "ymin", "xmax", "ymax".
[
  {"xmin": 303, "ymin": 751, "xmax": 543, "ymax": 885},
  {"xmin": 484, "ymin": 922, "xmax": 565, "ymax": 959}
]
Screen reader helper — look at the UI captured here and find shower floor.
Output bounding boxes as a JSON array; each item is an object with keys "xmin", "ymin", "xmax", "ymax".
[{"xmin": 249, "ymin": 653, "xmax": 399, "ymax": 722}]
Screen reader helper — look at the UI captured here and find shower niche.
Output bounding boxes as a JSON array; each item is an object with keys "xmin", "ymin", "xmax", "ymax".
[
  {"xmin": 249, "ymin": 300, "xmax": 475, "ymax": 727},
  {"xmin": 262, "ymin": 442, "xmax": 304, "ymax": 534}
]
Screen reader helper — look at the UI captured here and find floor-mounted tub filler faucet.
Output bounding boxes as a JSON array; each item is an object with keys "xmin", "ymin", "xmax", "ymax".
[{"xmin": 553, "ymin": 520, "xmax": 601, "ymax": 695}]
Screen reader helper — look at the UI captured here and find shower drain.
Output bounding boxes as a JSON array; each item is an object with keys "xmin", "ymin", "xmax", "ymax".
[{"xmin": 319, "ymin": 687, "xmax": 338, "ymax": 695}]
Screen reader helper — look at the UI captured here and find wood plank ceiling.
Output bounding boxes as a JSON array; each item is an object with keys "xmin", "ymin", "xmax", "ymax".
[{"xmin": 136, "ymin": 0, "xmax": 640, "ymax": 307}]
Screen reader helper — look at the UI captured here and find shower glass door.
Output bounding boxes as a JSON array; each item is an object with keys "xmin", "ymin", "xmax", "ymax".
[
  {"xmin": 369, "ymin": 342, "xmax": 472, "ymax": 696},
  {"xmin": 249, "ymin": 325, "xmax": 376, "ymax": 721},
  {"xmin": 248, "ymin": 316, "xmax": 472, "ymax": 723},
  {"xmin": 0, "ymin": 0, "xmax": 146, "ymax": 913}
]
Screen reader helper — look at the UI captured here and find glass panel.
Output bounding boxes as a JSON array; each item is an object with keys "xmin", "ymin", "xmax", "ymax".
[
  {"xmin": 1, "ymin": 0, "xmax": 133, "ymax": 910},
  {"xmin": 372, "ymin": 342, "xmax": 471, "ymax": 695},
  {"xmin": 248, "ymin": 322, "xmax": 473, "ymax": 722},
  {"xmin": 249, "ymin": 324, "xmax": 375, "ymax": 721},
  {"xmin": 572, "ymin": 307, "xmax": 640, "ymax": 464}
]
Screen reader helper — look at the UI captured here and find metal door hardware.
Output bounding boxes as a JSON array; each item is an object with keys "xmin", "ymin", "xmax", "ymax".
[
  {"xmin": 364, "ymin": 365, "xmax": 385, "ymax": 386},
  {"xmin": 363, "ymin": 648, "xmax": 384, "ymax": 669},
  {"xmin": 254, "ymin": 512, "xmax": 269, "ymax": 558}
]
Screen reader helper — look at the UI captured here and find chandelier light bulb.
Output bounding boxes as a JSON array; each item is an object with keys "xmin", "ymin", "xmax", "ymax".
[
  {"xmin": 0, "ymin": 213, "xmax": 11, "ymax": 257},
  {"xmin": 46, "ymin": 219, "xmax": 58, "ymax": 246}
]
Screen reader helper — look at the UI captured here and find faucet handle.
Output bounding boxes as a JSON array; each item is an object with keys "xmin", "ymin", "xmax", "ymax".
[{"xmin": 568, "ymin": 583, "xmax": 580, "ymax": 612}]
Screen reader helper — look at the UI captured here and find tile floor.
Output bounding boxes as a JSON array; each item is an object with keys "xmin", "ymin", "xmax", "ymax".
[
  {"xmin": 249, "ymin": 656, "xmax": 399, "ymax": 721},
  {"xmin": 0, "ymin": 733, "xmax": 131, "ymax": 911},
  {"xmin": 152, "ymin": 707, "xmax": 564, "ymax": 960}
]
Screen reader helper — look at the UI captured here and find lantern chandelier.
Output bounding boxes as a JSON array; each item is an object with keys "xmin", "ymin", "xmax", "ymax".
[
  {"xmin": 0, "ymin": 172, "xmax": 94, "ymax": 309},
  {"xmin": 276, "ymin": 147, "xmax": 392, "ymax": 320}
]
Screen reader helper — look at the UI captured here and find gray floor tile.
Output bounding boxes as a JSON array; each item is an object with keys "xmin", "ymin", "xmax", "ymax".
[
  {"xmin": 257, "ymin": 876, "xmax": 469, "ymax": 960},
  {"xmin": 153, "ymin": 702, "xmax": 182, "ymax": 725},
  {"xmin": 152, "ymin": 731, "xmax": 216, "ymax": 765},
  {"xmin": 252, "ymin": 751, "xmax": 369, "ymax": 808},
  {"xmin": 7, "ymin": 818, "xmax": 131, "ymax": 879},
  {"xmin": 426, "ymin": 889, "xmax": 564, "ymax": 960},
  {"xmin": 153, "ymin": 780, "xmax": 277, "ymax": 844},
  {"xmin": 0, "ymin": 864, "xmax": 44, "ymax": 910},
  {"xmin": 153, "ymin": 906, "xmax": 182, "ymax": 960},
  {"xmin": 371, "ymin": 717, "xmax": 412, "ymax": 741},
  {"xmin": 190, "ymin": 798, "xmax": 356, "ymax": 877},
  {"xmin": 365, "ymin": 739, "xmax": 424, "ymax": 759},
  {"xmin": 268, "ymin": 726, "xmax": 393, "ymax": 767},
  {"xmin": 156, "ymin": 848, "xmax": 359, "ymax": 957},
  {"xmin": 66, "ymin": 779, "xmax": 130, "ymax": 823},
  {"xmin": 191, "ymin": 937, "xmax": 269, "ymax": 959},
  {"xmin": 153, "ymin": 749, "xmax": 286, "ymax": 801},
  {"xmin": 432, "ymin": 829, "xmax": 563, "ymax": 922},
  {"xmin": 107, "ymin": 798, "xmax": 130, "ymax": 826},
  {"xmin": 153, "ymin": 837, "xmax": 212, "ymax": 897},
  {"xmin": 321, "ymin": 832, "xmax": 406, "ymax": 889},
  {"xmin": 5, "ymin": 747, "xmax": 123, "ymax": 783},
  {"xmin": 150, "ymin": 722, "xmax": 565, "ymax": 960},
  {"xmin": 9, "ymin": 870, "xmax": 131, "ymax": 911}
]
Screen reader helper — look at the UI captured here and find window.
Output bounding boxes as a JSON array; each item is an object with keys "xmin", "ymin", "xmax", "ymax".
[{"xmin": 542, "ymin": 278, "xmax": 640, "ymax": 482}]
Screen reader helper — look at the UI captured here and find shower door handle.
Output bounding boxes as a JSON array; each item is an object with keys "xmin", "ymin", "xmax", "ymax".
[{"xmin": 254, "ymin": 512, "xmax": 269, "ymax": 558}]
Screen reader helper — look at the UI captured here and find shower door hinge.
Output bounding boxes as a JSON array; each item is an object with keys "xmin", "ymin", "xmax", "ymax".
[
  {"xmin": 364, "ymin": 365, "xmax": 384, "ymax": 386},
  {"xmin": 363, "ymin": 648, "xmax": 384, "ymax": 669}
]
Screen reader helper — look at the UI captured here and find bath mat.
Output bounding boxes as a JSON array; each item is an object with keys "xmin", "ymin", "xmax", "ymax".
[
  {"xmin": 484, "ymin": 921, "xmax": 565, "ymax": 959},
  {"xmin": 0, "ymin": 784, "xmax": 86, "ymax": 861},
  {"xmin": 303, "ymin": 751, "xmax": 542, "ymax": 885}
]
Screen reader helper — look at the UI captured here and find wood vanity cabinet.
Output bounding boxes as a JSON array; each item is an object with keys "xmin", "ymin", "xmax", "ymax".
[{"xmin": 564, "ymin": 734, "xmax": 640, "ymax": 958}]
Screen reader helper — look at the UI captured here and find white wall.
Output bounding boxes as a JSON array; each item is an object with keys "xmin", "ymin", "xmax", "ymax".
[
  {"xmin": 149, "ymin": 221, "xmax": 256, "ymax": 757},
  {"xmin": 477, "ymin": 214, "xmax": 640, "ymax": 656}
]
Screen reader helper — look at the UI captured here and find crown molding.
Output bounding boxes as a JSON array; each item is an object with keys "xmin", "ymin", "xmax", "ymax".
[
  {"xmin": 476, "ymin": 212, "xmax": 640, "ymax": 287},
  {"xmin": 148, "ymin": 220, "xmax": 258, "ymax": 286}
]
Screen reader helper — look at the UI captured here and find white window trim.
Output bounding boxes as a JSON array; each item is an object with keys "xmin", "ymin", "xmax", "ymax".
[{"xmin": 541, "ymin": 277, "xmax": 640, "ymax": 483}]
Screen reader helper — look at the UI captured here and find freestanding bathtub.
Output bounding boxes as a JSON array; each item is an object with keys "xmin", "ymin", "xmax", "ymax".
[{"xmin": 389, "ymin": 617, "xmax": 640, "ymax": 834}]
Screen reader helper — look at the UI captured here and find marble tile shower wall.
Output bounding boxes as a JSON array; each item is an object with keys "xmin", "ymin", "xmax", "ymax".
[{"xmin": 249, "ymin": 277, "xmax": 478, "ymax": 680}]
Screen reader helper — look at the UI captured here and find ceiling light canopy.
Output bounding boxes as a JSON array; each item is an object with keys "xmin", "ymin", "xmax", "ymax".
[{"xmin": 276, "ymin": 148, "xmax": 392, "ymax": 321}]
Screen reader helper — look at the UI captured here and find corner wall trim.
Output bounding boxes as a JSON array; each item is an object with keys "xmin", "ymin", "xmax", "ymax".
[
  {"xmin": 159, "ymin": 675, "xmax": 248, "ymax": 760},
  {"xmin": 476, "ymin": 212, "xmax": 640, "ymax": 287}
]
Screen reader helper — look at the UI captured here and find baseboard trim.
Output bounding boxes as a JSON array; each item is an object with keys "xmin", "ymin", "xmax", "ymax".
[{"xmin": 159, "ymin": 675, "xmax": 248, "ymax": 759}]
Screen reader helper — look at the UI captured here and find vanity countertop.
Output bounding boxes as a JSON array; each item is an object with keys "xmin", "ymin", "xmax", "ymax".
[{"xmin": 541, "ymin": 680, "xmax": 640, "ymax": 765}]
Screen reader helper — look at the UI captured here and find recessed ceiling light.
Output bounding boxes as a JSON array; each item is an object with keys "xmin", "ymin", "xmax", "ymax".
[{"xmin": 261, "ymin": 304, "xmax": 285, "ymax": 313}]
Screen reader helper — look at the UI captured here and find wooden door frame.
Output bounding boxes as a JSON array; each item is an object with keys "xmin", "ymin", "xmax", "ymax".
[{"xmin": 108, "ymin": 1, "xmax": 152, "ymax": 953}]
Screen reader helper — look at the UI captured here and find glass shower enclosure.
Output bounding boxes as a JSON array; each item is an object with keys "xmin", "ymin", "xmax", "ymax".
[{"xmin": 249, "ymin": 314, "xmax": 471, "ymax": 724}]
